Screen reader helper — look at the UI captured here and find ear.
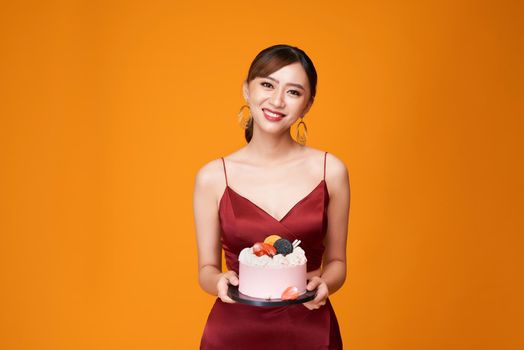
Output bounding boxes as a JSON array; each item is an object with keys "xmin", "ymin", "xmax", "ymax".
[{"xmin": 242, "ymin": 80, "xmax": 249, "ymax": 102}]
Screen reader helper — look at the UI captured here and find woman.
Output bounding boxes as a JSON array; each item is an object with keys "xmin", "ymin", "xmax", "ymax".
[{"xmin": 194, "ymin": 44, "xmax": 350, "ymax": 349}]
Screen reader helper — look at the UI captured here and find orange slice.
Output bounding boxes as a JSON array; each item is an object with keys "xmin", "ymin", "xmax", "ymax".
[{"xmin": 264, "ymin": 234, "xmax": 282, "ymax": 246}]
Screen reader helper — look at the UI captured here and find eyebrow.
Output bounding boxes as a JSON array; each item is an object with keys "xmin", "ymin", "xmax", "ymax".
[{"xmin": 265, "ymin": 76, "xmax": 305, "ymax": 90}]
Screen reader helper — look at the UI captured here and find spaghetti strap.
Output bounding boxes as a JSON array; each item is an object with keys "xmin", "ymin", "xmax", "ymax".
[
  {"xmin": 323, "ymin": 151, "xmax": 328, "ymax": 180},
  {"xmin": 220, "ymin": 157, "xmax": 228, "ymax": 186}
]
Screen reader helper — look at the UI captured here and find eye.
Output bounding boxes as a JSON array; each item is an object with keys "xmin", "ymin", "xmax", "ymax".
[{"xmin": 261, "ymin": 81, "xmax": 302, "ymax": 96}]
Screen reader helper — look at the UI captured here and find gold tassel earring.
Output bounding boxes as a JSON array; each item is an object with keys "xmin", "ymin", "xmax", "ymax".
[
  {"xmin": 237, "ymin": 104, "xmax": 251, "ymax": 129},
  {"xmin": 296, "ymin": 117, "xmax": 308, "ymax": 146}
]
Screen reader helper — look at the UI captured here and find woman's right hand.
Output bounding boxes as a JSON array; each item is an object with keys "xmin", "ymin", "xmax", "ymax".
[{"xmin": 217, "ymin": 271, "xmax": 239, "ymax": 303}]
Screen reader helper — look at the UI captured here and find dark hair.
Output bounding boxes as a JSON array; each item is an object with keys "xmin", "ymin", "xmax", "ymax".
[{"xmin": 243, "ymin": 44, "xmax": 318, "ymax": 143}]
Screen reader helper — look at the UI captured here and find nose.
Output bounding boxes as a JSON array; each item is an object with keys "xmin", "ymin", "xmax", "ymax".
[{"xmin": 269, "ymin": 87, "xmax": 285, "ymax": 108}]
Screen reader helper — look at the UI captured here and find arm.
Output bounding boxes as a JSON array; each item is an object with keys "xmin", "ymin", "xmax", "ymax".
[
  {"xmin": 319, "ymin": 153, "xmax": 350, "ymax": 295},
  {"xmin": 193, "ymin": 160, "xmax": 238, "ymax": 300},
  {"xmin": 304, "ymin": 154, "xmax": 350, "ymax": 308}
]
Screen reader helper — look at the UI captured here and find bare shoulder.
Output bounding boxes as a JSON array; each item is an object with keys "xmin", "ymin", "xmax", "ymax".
[
  {"xmin": 194, "ymin": 157, "xmax": 226, "ymax": 196},
  {"xmin": 325, "ymin": 152, "xmax": 349, "ymax": 179},
  {"xmin": 304, "ymin": 147, "xmax": 349, "ymax": 178},
  {"xmin": 322, "ymin": 151, "xmax": 350, "ymax": 198}
]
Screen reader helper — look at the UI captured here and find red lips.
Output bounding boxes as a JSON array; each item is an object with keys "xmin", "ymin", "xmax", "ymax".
[{"xmin": 262, "ymin": 108, "xmax": 286, "ymax": 117}]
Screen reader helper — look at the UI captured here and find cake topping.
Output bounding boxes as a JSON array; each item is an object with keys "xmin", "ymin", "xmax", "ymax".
[
  {"xmin": 281, "ymin": 286, "xmax": 300, "ymax": 300},
  {"xmin": 273, "ymin": 238, "xmax": 294, "ymax": 256},
  {"xmin": 252, "ymin": 242, "xmax": 277, "ymax": 257},
  {"xmin": 263, "ymin": 234, "xmax": 282, "ymax": 246},
  {"xmin": 239, "ymin": 245, "xmax": 306, "ymax": 267},
  {"xmin": 262, "ymin": 243, "xmax": 277, "ymax": 256}
]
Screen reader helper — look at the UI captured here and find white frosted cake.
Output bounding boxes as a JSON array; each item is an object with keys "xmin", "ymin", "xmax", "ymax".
[{"xmin": 238, "ymin": 235, "xmax": 307, "ymax": 300}]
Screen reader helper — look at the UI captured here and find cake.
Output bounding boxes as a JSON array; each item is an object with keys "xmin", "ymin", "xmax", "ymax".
[{"xmin": 238, "ymin": 235, "xmax": 307, "ymax": 300}]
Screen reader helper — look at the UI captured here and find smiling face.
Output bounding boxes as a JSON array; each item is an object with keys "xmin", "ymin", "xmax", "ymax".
[{"xmin": 243, "ymin": 62, "xmax": 313, "ymax": 135}]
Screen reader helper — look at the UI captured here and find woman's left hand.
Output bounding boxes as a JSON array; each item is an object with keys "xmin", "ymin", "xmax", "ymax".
[{"xmin": 302, "ymin": 276, "xmax": 329, "ymax": 310}]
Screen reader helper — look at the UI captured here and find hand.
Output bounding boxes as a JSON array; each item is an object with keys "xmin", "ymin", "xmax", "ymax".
[
  {"xmin": 302, "ymin": 276, "xmax": 329, "ymax": 310},
  {"xmin": 217, "ymin": 271, "xmax": 239, "ymax": 304}
]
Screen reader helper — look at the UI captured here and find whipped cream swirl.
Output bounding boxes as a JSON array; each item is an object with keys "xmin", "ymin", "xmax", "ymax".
[{"xmin": 238, "ymin": 246, "xmax": 307, "ymax": 267}]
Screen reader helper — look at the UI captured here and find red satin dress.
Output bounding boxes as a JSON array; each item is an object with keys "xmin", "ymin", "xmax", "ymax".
[{"xmin": 200, "ymin": 151, "xmax": 343, "ymax": 350}]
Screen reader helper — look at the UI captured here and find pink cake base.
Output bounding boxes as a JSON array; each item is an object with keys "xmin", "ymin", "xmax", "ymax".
[{"xmin": 238, "ymin": 261, "xmax": 307, "ymax": 299}]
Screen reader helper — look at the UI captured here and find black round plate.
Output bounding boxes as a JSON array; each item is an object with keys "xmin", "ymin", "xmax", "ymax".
[{"xmin": 227, "ymin": 285, "xmax": 317, "ymax": 307}]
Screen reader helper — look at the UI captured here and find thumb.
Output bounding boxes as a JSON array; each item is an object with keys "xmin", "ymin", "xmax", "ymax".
[
  {"xmin": 307, "ymin": 277, "xmax": 320, "ymax": 291},
  {"xmin": 228, "ymin": 274, "xmax": 239, "ymax": 286},
  {"xmin": 227, "ymin": 273, "xmax": 238, "ymax": 286}
]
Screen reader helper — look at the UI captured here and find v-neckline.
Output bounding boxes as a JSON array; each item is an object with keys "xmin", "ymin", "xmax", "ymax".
[{"xmin": 222, "ymin": 179, "xmax": 326, "ymax": 222}]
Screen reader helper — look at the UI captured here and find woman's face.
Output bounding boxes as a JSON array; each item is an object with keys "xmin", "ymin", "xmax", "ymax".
[{"xmin": 243, "ymin": 62, "xmax": 313, "ymax": 134}]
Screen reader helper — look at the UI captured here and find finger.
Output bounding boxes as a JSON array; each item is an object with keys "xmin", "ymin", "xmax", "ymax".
[
  {"xmin": 307, "ymin": 277, "xmax": 321, "ymax": 291},
  {"xmin": 302, "ymin": 301, "xmax": 314, "ymax": 310},
  {"xmin": 217, "ymin": 278, "xmax": 236, "ymax": 303},
  {"xmin": 313, "ymin": 291, "xmax": 327, "ymax": 303},
  {"xmin": 227, "ymin": 274, "xmax": 239, "ymax": 286},
  {"xmin": 220, "ymin": 293, "xmax": 236, "ymax": 303},
  {"xmin": 313, "ymin": 285, "xmax": 328, "ymax": 302},
  {"xmin": 306, "ymin": 279, "xmax": 316, "ymax": 290},
  {"xmin": 217, "ymin": 286, "xmax": 236, "ymax": 303}
]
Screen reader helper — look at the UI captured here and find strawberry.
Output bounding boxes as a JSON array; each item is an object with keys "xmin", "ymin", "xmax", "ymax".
[
  {"xmin": 281, "ymin": 286, "xmax": 299, "ymax": 300},
  {"xmin": 262, "ymin": 243, "xmax": 277, "ymax": 256},
  {"xmin": 252, "ymin": 242, "xmax": 278, "ymax": 257},
  {"xmin": 252, "ymin": 242, "xmax": 266, "ymax": 257}
]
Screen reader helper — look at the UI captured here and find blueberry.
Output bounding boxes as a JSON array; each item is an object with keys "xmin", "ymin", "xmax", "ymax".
[{"xmin": 274, "ymin": 238, "xmax": 293, "ymax": 256}]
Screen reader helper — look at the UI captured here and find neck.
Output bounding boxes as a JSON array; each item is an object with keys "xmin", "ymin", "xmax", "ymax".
[{"xmin": 245, "ymin": 126, "xmax": 302, "ymax": 165}]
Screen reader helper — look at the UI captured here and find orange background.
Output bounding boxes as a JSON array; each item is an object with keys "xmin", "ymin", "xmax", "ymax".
[{"xmin": 1, "ymin": 1, "xmax": 522, "ymax": 349}]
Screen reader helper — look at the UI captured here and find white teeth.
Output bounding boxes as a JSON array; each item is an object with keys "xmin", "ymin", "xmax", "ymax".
[{"xmin": 264, "ymin": 109, "xmax": 284, "ymax": 118}]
